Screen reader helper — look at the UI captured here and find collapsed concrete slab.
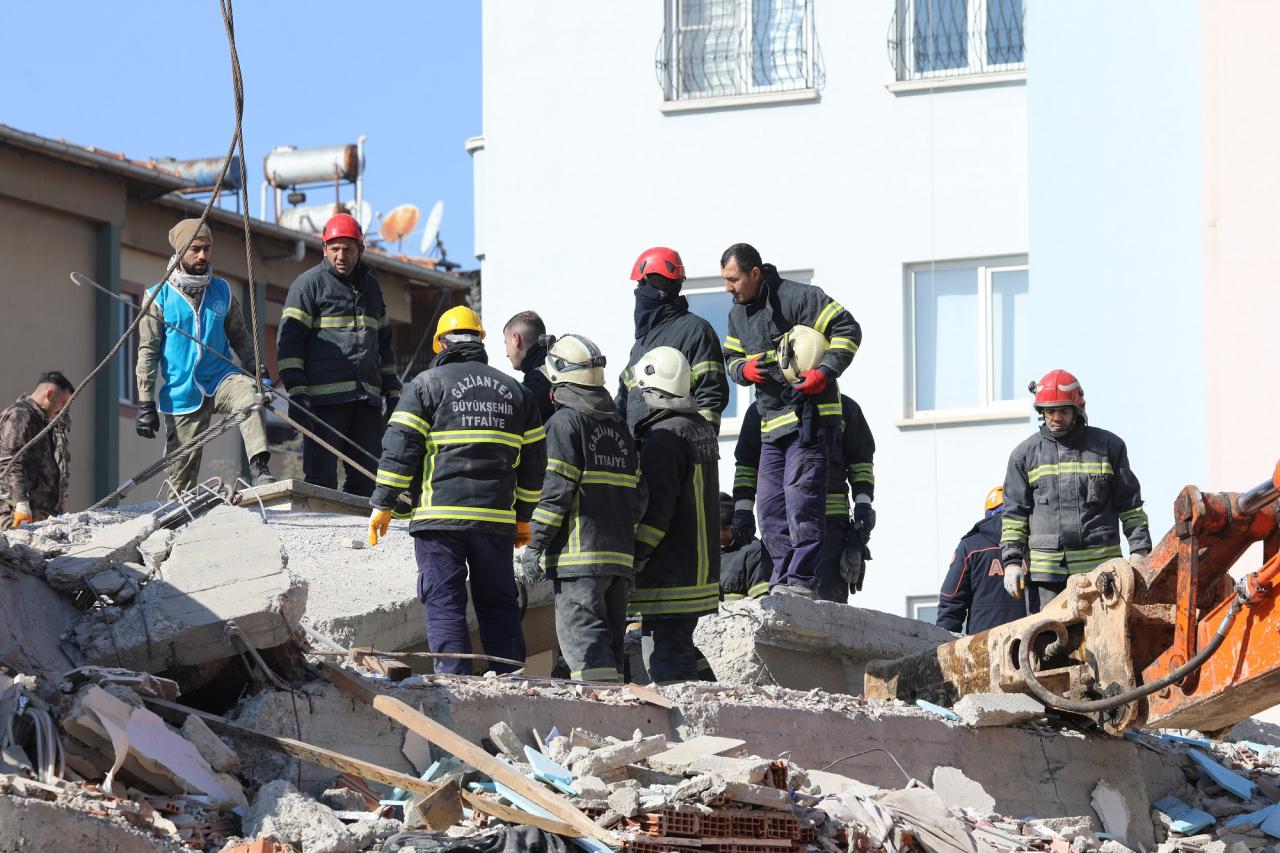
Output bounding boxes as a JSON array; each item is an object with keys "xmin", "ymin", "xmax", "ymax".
[
  {"xmin": 44, "ymin": 512, "xmax": 157, "ymax": 592},
  {"xmin": 0, "ymin": 792, "xmax": 186, "ymax": 853},
  {"xmin": 0, "ymin": 560, "xmax": 80, "ymax": 684},
  {"xmin": 694, "ymin": 596, "xmax": 956, "ymax": 695},
  {"xmin": 69, "ymin": 505, "xmax": 305, "ymax": 673}
]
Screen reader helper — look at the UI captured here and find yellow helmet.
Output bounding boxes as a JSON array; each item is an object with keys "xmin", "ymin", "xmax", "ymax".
[
  {"xmin": 433, "ymin": 305, "xmax": 485, "ymax": 353},
  {"xmin": 984, "ymin": 486, "xmax": 1004, "ymax": 512}
]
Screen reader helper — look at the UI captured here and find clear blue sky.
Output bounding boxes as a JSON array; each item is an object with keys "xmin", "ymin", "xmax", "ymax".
[{"xmin": 5, "ymin": 1, "xmax": 481, "ymax": 264}]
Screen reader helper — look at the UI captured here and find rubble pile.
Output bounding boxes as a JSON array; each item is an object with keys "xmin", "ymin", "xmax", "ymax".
[{"xmin": 7, "ymin": 495, "xmax": 1280, "ymax": 851}]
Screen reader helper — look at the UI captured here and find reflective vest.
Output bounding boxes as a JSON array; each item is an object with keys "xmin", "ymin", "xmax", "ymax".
[{"xmin": 149, "ymin": 278, "xmax": 239, "ymax": 415}]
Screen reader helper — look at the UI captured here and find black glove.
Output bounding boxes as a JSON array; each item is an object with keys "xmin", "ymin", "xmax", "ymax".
[
  {"xmin": 853, "ymin": 502, "xmax": 876, "ymax": 537},
  {"xmin": 382, "ymin": 395, "xmax": 398, "ymax": 425},
  {"xmin": 520, "ymin": 548, "xmax": 545, "ymax": 583},
  {"xmin": 287, "ymin": 393, "xmax": 312, "ymax": 432},
  {"xmin": 135, "ymin": 401, "xmax": 159, "ymax": 439},
  {"xmin": 730, "ymin": 508, "xmax": 756, "ymax": 548}
]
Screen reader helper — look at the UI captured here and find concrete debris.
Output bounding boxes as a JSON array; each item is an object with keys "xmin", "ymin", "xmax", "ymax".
[
  {"xmin": 45, "ymin": 511, "xmax": 157, "ymax": 592},
  {"xmin": 71, "ymin": 505, "xmax": 307, "ymax": 674},
  {"xmin": 953, "ymin": 691, "xmax": 1046, "ymax": 727},
  {"xmin": 488, "ymin": 720, "xmax": 527, "ymax": 760},
  {"xmin": 181, "ymin": 713, "xmax": 240, "ymax": 772},
  {"xmin": 244, "ymin": 779, "xmax": 364, "ymax": 853},
  {"xmin": 932, "ymin": 765, "xmax": 997, "ymax": 814},
  {"xmin": 1092, "ymin": 779, "xmax": 1135, "ymax": 845},
  {"xmin": 569, "ymin": 734, "xmax": 667, "ymax": 778},
  {"xmin": 694, "ymin": 595, "xmax": 955, "ymax": 695},
  {"xmin": 137, "ymin": 527, "xmax": 177, "ymax": 571}
]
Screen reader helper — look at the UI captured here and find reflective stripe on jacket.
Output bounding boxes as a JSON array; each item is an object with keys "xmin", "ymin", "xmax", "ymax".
[
  {"xmin": 724, "ymin": 270, "xmax": 861, "ymax": 443},
  {"xmin": 529, "ymin": 402, "xmax": 640, "ymax": 578},
  {"xmin": 733, "ymin": 394, "xmax": 874, "ymax": 516},
  {"xmin": 370, "ymin": 353, "xmax": 545, "ymax": 536},
  {"xmin": 617, "ymin": 306, "xmax": 728, "ymax": 432},
  {"xmin": 276, "ymin": 260, "xmax": 400, "ymax": 406},
  {"xmin": 630, "ymin": 409, "xmax": 721, "ymax": 619},
  {"xmin": 1000, "ymin": 423, "xmax": 1151, "ymax": 581},
  {"xmin": 720, "ymin": 537, "xmax": 772, "ymax": 601}
]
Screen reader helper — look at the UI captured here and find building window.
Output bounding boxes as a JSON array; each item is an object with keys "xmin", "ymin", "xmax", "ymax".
[
  {"xmin": 906, "ymin": 595, "xmax": 940, "ymax": 624},
  {"xmin": 906, "ymin": 257, "xmax": 1028, "ymax": 418},
  {"xmin": 888, "ymin": 0, "xmax": 1025, "ymax": 82},
  {"xmin": 685, "ymin": 270, "xmax": 811, "ymax": 436},
  {"xmin": 117, "ymin": 295, "xmax": 140, "ymax": 406},
  {"xmin": 657, "ymin": 0, "xmax": 825, "ymax": 102}
]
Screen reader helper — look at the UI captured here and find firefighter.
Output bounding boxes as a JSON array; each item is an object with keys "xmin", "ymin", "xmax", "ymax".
[
  {"xmin": 1000, "ymin": 369, "xmax": 1152, "ymax": 612},
  {"xmin": 718, "ymin": 492, "xmax": 771, "ymax": 601},
  {"xmin": 731, "ymin": 392, "xmax": 875, "ymax": 602},
  {"xmin": 936, "ymin": 487, "xmax": 1026, "ymax": 634},
  {"xmin": 135, "ymin": 218, "xmax": 274, "ymax": 492},
  {"xmin": 503, "ymin": 310, "xmax": 553, "ymax": 421},
  {"xmin": 523, "ymin": 334, "xmax": 640, "ymax": 683},
  {"xmin": 630, "ymin": 346, "xmax": 720, "ymax": 684},
  {"xmin": 721, "ymin": 243, "xmax": 862, "ymax": 597},
  {"xmin": 277, "ymin": 213, "xmax": 399, "ymax": 496},
  {"xmin": 617, "ymin": 247, "xmax": 728, "ymax": 432},
  {"xmin": 367, "ymin": 313, "xmax": 546, "ymax": 675}
]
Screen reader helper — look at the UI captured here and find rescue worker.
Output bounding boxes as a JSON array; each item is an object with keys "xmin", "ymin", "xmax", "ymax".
[
  {"xmin": 523, "ymin": 334, "xmax": 639, "ymax": 683},
  {"xmin": 367, "ymin": 312, "xmax": 545, "ymax": 675},
  {"xmin": 135, "ymin": 219, "xmax": 274, "ymax": 492},
  {"xmin": 718, "ymin": 492, "xmax": 771, "ymax": 601},
  {"xmin": 617, "ymin": 247, "xmax": 728, "ymax": 432},
  {"xmin": 277, "ymin": 213, "xmax": 399, "ymax": 496},
  {"xmin": 731, "ymin": 393, "xmax": 876, "ymax": 602},
  {"xmin": 630, "ymin": 346, "xmax": 720, "ymax": 684},
  {"xmin": 1000, "ymin": 369, "xmax": 1152, "ymax": 612},
  {"xmin": 0, "ymin": 371, "xmax": 74, "ymax": 527},
  {"xmin": 936, "ymin": 487, "xmax": 1025, "ymax": 634},
  {"xmin": 721, "ymin": 243, "xmax": 862, "ymax": 597},
  {"xmin": 503, "ymin": 310, "xmax": 553, "ymax": 421}
]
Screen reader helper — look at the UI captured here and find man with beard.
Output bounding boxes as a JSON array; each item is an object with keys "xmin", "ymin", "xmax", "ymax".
[
  {"xmin": 616, "ymin": 247, "xmax": 728, "ymax": 432},
  {"xmin": 135, "ymin": 218, "xmax": 274, "ymax": 492},
  {"xmin": 999, "ymin": 369, "xmax": 1152, "ymax": 612},
  {"xmin": 0, "ymin": 371, "xmax": 74, "ymax": 527}
]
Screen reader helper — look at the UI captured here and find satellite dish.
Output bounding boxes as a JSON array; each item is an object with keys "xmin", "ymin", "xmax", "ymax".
[
  {"xmin": 353, "ymin": 200, "xmax": 373, "ymax": 234},
  {"xmin": 379, "ymin": 204, "xmax": 420, "ymax": 244},
  {"xmin": 420, "ymin": 200, "xmax": 445, "ymax": 256}
]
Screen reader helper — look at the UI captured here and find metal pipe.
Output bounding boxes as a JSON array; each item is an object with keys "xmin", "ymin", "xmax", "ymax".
[{"xmin": 1239, "ymin": 476, "xmax": 1280, "ymax": 515}]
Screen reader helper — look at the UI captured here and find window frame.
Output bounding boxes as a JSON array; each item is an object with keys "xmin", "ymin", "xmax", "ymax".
[
  {"xmin": 891, "ymin": 0, "xmax": 1026, "ymax": 83},
  {"xmin": 906, "ymin": 594, "xmax": 941, "ymax": 624},
  {"xmin": 683, "ymin": 282, "xmax": 751, "ymax": 437},
  {"xmin": 116, "ymin": 284, "xmax": 145, "ymax": 409},
  {"xmin": 663, "ymin": 0, "xmax": 819, "ymax": 104},
  {"xmin": 903, "ymin": 255, "xmax": 1029, "ymax": 422}
]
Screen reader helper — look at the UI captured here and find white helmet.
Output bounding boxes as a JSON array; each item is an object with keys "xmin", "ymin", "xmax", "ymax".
[
  {"xmin": 777, "ymin": 324, "xmax": 828, "ymax": 384},
  {"xmin": 542, "ymin": 333, "xmax": 607, "ymax": 386},
  {"xmin": 634, "ymin": 346, "xmax": 693, "ymax": 411}
]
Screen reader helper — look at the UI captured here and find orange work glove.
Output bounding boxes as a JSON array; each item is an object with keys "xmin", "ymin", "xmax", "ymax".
[
  {"xmin": 515, "ymin": 520, "xmax": 532, "ymax": 549},
  {"xmin": 368, "ymin": 508, "xmax": 392, "ymax": 546},
  {"xmin": 11, "ymin": 501, "xmax": 32, "ymax": 528}
]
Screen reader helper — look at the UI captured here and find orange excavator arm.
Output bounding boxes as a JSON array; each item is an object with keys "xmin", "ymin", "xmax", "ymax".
[{"xmin": 866, "ymin": 461, "xmax": 1280, "ymax": 736}]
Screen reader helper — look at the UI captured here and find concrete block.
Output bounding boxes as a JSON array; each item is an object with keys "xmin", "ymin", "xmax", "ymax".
[
  {"xmin": 137, "ymin": 527, "xmax": 177, "ymax": 570},
  {"xmin": 0, "ymin": 794, "xmax": 167, "ymax": 853},
  {"xmin": 488, "ymin": 721, "xmax": 527, "ymax": 759},
  {"xmin": 647, "ymin": 735, "xmax": 745, "ymax": 773},
  {"xmin": 695, "ymin": 596, "xmax": 954, "ymax": 695},
  {"xmin": 1092, "ymin": 779, "xmax": 1138, "ymax": 847},
  {"xmin": 608, "ymin": 786, "xmax": 641, "ymax": 818},
  {"xmin": 570, "ymin": 734, "xmax": 667, "ymax": 778},
  {"xmin": 0, "ymin": 535, "xmax": 46, "ymax": 576},
  {"xmin": 182, "ymin": 713, "xmax": 239, "ymax": 772},
  {"xmin": 953, "ymin": 692, "xmax": 1045, "ymax": 727},
  {"xmin": 932, "ymin": 766, "xmax": 996, "ymax": 814},
  {"xmin": 45, "ymin": 512, "xmax": 156, "ymax": 592},
  {"xmin": 70, "ymin": 506, "xmax": 306, "ymax": 673},
  {"xmin": 0, "ymin": 564, "xmax": 81, "ymax": 684},
  {"xmin": 244, "ymin": 779, "xmax": 362, "ymax": 853}
]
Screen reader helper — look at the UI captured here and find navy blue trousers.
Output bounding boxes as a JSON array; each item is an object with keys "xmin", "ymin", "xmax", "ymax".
[
  {"xmin": 757, "ymin": 428, "xmax": 835, "ymax": 591},
  {"xmin": 413, "ymin": 530, "xmax": 526, "ymax": 675},
  {"xmin": 301, "ymin": 401, "xmax": 385, "ymax": 497}
]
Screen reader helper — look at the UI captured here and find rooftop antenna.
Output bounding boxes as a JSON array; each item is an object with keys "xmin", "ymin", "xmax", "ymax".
[
  {"xmin": 379, "ymin": 203, "xmax": 420, "ymax": 254},
  {"xmin": 420, "ymin": 201, "xmax": 445, "ymax": 257}
]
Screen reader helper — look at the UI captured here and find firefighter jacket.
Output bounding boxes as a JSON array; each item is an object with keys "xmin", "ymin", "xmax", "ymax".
[
  {"xmin": 936, "ymin": 513, "xmax": 1025, "ymax": 635},
  {"xmin": 0, "ymin": 396, "xmax": 71, "ymax": 519},
  {"xmin": 720, "ymin": 538, "xmax": 772, "ymax": 601},
  {"xmin": 1000, "ymin": 422, "xmax": 1152, "ymax": 582},
  {"xmin": 370, "ymin": 343, "xmax": 545, "ymax": 536},
  {"xmin": 276, "ymin": 259, "xmax": 400, "ymax": 407},
  {"xmin": 519, "ymin": 342, "xmax": 554, "ymax": 422},
  {"xmin": 528, "ymin": 385, "xmax": 640, "ymax": 579},
  {"xmin": 630, "ymin": 408, "xmax": 721, "ymax": 620},
  {"xmin": 617, "ymin": 298, "xmax": 729, "ymax": 432},
  {"xmin": 723, "ymin": 268, "xmax": 861, "ymax": 443},
  {"xmin": 733, "ymin": 394, "xmax": 875, "ymax": 517}
]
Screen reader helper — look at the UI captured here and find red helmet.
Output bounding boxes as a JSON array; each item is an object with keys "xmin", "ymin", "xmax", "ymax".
[
  {"xmin": 630, "ymin": 247, "xmax": 685, "ymax": 282},
  {"xmin": 322, "ymin": 212, "xmax": 363, "ymax": 244},
  {"xmin": 1031, "ymin": 369, "xmax": 1085, "ymax": 412}
]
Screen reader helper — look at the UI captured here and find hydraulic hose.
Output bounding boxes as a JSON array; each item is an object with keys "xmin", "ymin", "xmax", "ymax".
[{"xmin": 1017, "ymin": 596, "xmax": 1243, "ymax": 714}]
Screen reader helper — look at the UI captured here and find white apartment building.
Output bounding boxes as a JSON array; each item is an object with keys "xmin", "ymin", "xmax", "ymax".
[{"xmin": 471, "ymin": 0, "xmax": 1033, "ymax": 619}]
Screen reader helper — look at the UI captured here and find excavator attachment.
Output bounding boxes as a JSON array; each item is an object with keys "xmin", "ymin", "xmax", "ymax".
[{"xmin": 865, "ymin": 462, "xmax": 1280, "ymax": 735}]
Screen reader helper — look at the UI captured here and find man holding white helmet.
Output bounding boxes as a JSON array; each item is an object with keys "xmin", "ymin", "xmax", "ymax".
[
  {"xmin": 523, "ymin": 334, "xmax": 640, "ymax": 683},
  {"xmin": 630, "ymin": 346, "xmax": 720, "ymax": 684}
]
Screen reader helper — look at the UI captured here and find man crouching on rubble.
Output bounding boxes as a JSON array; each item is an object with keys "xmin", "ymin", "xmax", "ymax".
[{"xmin": 367, "ymin": 317, "xmax": 546, "ymax": 675}]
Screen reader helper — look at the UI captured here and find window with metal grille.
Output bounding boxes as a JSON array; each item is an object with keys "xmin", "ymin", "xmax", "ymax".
[
  {"xmin": 888, "ymin": 0, "xmax": 1025, "ymax": 82},
  {"xmin": 657, "ymin": 0, "xmax": 824, "ymax": 102}
]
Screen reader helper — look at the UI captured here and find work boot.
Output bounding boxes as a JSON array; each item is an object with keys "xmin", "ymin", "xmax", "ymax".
[
  {"xmin": 249, "ymin": 452, "xmax": 276, "ymax": 488},
  {"xmin": 770, "ymin": 583, "xmax": 815, "ymax": 600}
]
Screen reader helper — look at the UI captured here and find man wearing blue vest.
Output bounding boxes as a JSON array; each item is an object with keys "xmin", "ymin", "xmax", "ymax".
[{"xmin": 135, "ymin": 219, "xmax": 274, "ymax": 493}]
